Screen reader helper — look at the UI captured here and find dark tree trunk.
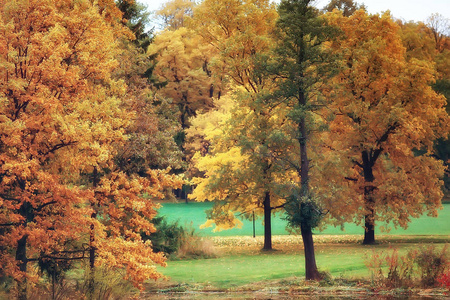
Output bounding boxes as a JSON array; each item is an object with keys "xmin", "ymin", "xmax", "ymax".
[
  {"xmin": 297, "ymin": 90, "xmax": 321, "ymax": 280},
  {"xmin": 88, "ymin": 168, "xmax": 99, "ymax": 298},
  {"xmin": 16, "ymin": 235, "xmax": 28, "ymax": 300},
  {"xmin": 300, "ymin": 224, "xmax": 322, "ymax": 280},
  {"xmin": 363, "ymin": 214, "xmax": 375, "ymax": 245},
  {"xmin": 362, "ymin": 151, "xmax": 376, "ymax": 245},
  {"xmin": 263, "ymin": 191, "xmax": 272, "ymax": 250}
]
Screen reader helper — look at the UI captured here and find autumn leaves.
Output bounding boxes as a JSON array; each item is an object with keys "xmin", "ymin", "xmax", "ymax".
[
  {"xmin": 149, "ymin": 0, "xmax": 449, "ymax": 281},
  {"xmin": 0, "ymin": 0, "xmax": 181, "ymax": 298},
  {"xmin": 0, "ymin": 0, "xmax": 448, "ymax": 298}
]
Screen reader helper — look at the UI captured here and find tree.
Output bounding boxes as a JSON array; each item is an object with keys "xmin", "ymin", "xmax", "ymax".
[
  {"xmin": 426, "ymin": 13, "xmax": 450, "ymax": 53},
  {"xmin": 116, "ymin": 0, "xmax": 153, "ymax": 51},
  {"xmin": 148, "ymin": 27, "xmax": 216, "ymax": 131},
  {"xmin": 188, "ymin": 91, "xmax": 292, "ymax": 250},
  {"xmin": 397, "ymin": 18, "xmax": 450, "ymax": 201},
  {"xmin": 156, "ymin": 0, "xmax": 195, "ymax": 31},
  {"xmin": 188, "ymin": 0, "xmax": 284, "ymax": 250},
  {"xmin": 323, "ymin": 0, "xmax": 365, "ymax": 17},
  {"xmin": 320, "ymin": 10, "xmax": 449, "ymax": 244},
  {"xmin": 114, "ymin": 1, "xmax": 184, "ymax": 176},
  {"xmin": 189, "ymin": 0, "xmax": 278, "ymax": 93},
  {"xmin": 0, "ymin": 0, "xmax": 180, "ymax": 298},
  {"xmin": 272, "ymin": 0, "xmax": 334, "ymax": 280}
]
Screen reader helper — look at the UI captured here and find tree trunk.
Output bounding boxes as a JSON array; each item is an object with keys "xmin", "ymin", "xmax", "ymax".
[
  {"xmin": 362, "ymin": 151, "xmax": 376, "ymax": 245},
  {"xmin": 294, "ymin": 83, "xmax": 321, "ymax": 280},
  {"xmin": 363, "ymin": 213, "xmax": 375, "ymax": 244},
  {"xmin": 16, "ymin": 234, "xmax": 28, "ymax": 300},
  {"xmin": 363, "ymin": 191, "xmax": 376, "ymax": 244},
  {"xmin": 88, "ymin": 168, "xmax": 99, "ymax": 298},
  {"xmin": 297, "ymin": 93, "xmax": 321, "ymax": 279},
  {"xmin": 300, "ymin": 224, "xmax": 322, "ymax": 280},
  {"xmin": 88, "ymin": 217, "xmax": 96, "ymax": 297},
  {"xmin": 263, "ymin": 191, "xmax": 272, "ymax": 250}
]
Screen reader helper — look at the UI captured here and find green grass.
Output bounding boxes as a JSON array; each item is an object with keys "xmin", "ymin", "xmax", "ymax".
[
  {"xmin": 157, "ymin": 202, "xmax": 450, "ymax": 237},
  {"xmin": 158, "ymin": 242, "xmax": 429, "ymax": 288},
  {"xmin": 156, "ymin": 202, "xmax": 450, "ymax": 289}
]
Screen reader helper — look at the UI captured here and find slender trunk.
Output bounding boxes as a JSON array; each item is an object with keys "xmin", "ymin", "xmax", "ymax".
[
  {"xmin": 88, "ymin": 168, "xmax": 99, "ymax": 298},
  {"xmin": 300, "ymin": 222, "xmax": 321, "ymax": 280},
  {"xmin": 297, "ymin": 91, "xmax": 321, "ymax": 280},
  {"xmin": 88, "ymin": 213, "xmax": 96, "ymax": 293},
  {"xmin": 263, "ymin": 191, "xmax": 272, "ymax": 250},
  {"xmin": 16, "ymin": 235, "xmax": 28, "ymax": 300},
  {"xmin": 362, "ymin": 151, "xmax": 376, "ymax": 245}
]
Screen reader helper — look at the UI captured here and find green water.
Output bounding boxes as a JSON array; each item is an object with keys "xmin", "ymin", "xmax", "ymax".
[{"xmin": 157, "ymin": 202, "xmax": 450, "ymax": 237}]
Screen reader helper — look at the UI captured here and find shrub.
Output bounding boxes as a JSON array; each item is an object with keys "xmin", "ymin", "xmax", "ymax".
[
  {"xmin": 176, "ymin": 223, "xmax": 218, "ymax": 259},
  {"xmin": 438, "ymin": 272, "xmax": 450, "ymax": 291},
  {"xmin": 415, "ymin": 244, "xmax": 449, "ymax": 287},
  {"xmin": 76, "ymin": 265, "xmax": 136, "ymax": 300},
  {"xmin": 142, "ymin": 216, "xmax": 185, "ymax": 256},
  {"xmin": 385, "ymin": 248, "xmax": 416, "ymax": 287},
  {"xmin": 365, "ymin": 244, "xmax": 449, "ymax": 288},
  {"xmin": 142, "ymin": 216, "xmax": 217, "ymax": 259}
]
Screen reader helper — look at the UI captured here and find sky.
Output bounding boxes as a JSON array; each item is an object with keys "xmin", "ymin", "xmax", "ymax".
[{"xmin": 140, "ymin": 0, "xmax": 449, "ymax": 25}]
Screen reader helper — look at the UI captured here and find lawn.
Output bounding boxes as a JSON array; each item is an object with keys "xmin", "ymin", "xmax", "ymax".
[
  {"xmin": 157, "ymin": 202, "xmax": 450, "ymax": 236},
  {"xmin": 159, "ymin": 243, "xmax": 368, "ymax": 288},
  {"xmin": 154, "ymin": 202, "xmax": 450, "ymax": 292},
  {"xmin": 156, "ymin": 235, "xmax": 450, "ymax": 290}
]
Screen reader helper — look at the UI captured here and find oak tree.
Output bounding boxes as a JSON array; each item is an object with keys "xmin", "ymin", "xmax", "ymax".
[{"xmin": 320, "ymin": 10, "xmax": 449, "ymax": 244}]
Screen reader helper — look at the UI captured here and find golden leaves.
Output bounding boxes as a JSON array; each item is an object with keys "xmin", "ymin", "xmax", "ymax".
[{"xmin": 0, "ymin": 0, "xmax": 178, "ymax": 288}]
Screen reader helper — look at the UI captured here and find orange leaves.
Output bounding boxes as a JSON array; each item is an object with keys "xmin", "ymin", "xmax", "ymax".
[
  {"xmin": 318, "ymin": 10, "xmax": 449, "ymax": 230},
  {"xmin": 0, "ymin": 0, "xmax": 178, "ymax": 290}
]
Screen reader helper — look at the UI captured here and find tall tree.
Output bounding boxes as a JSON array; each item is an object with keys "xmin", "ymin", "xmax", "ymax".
[
  {"xmin": 320, "ymin": 10, "xmax": 449, "ymax": 244},
  {"xmin": 398, "ymin": 18, "xmax": 450, "ymax": 200},
  {"xmin": 273, "ymin": 0, "xmax": 334, "ymax": 280},
  {"xmin": 188, "ymin": 91, "xmax": 292, "ymax": 250},
  {"xmin": 114, "ymin": 0, "xmax": 184, "ymax": 176},
  {"xmin": 426, "ymin": 13, "xmax": 450, "ymax": 54},
  {"xmin": 148, "ymin": 27, "xmax": 216, "ymax": 131},
  {"xmin": 156, "ymin": 0, "xmax": 195, "ymax": 31}
]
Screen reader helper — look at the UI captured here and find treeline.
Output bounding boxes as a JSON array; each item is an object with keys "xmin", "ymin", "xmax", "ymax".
[{"xmin": 0, "ymin": 0, "xmax": 448, "ymax": 299}]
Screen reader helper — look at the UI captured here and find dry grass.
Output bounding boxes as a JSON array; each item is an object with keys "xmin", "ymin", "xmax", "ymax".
[{"xmin": 176, "ymin": 235, "xmax": 219, "ymax": 259}]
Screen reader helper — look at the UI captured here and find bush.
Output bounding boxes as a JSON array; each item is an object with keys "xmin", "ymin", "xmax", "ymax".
[
  {"xmin": 438, "ymin": 272, "xmax": 450, "ymax": 291},
  {"xmin": 365, "ymin": 244, "xmax": 449, "ymax": 288},
  {"xmin": 76, "ymin": 265, "xmax": 135, "ymax": 300},
  {"xmin": 416, "ymin": 244, "xmax": 449, "ymax": 287},
  {"xmin": 176, "ymin": 224, "xmax": 217, "ymax": 259},
  {"xmin": 143, "ymin": 216, "xmax": 217, "ymax": 259},
  {"xmin": 142, "ymin": 216, "xmax": 185, "ymax": 256}
]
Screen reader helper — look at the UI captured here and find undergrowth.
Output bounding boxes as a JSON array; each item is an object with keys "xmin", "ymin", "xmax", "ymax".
[{"xmin": 365, "ymin": 244, "xmax": 449, "ymax": 288}]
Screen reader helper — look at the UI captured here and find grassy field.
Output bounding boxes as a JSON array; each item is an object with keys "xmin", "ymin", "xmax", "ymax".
[
  {"xmin": 156, "ymin": 235, "xmax": 449, "ymax": 289},
  {"xmin": 157, "ymin": 202, "xmax": 450, "ymax": 236},
  {"xmin": 152, "ymin": 202, "xmax": 450, "ymax": 297}
]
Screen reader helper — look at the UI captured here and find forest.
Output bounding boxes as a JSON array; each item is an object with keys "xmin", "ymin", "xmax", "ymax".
[{"xmin": 0, "ymin": 0, "xmax": 449, "ymax": 299}]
